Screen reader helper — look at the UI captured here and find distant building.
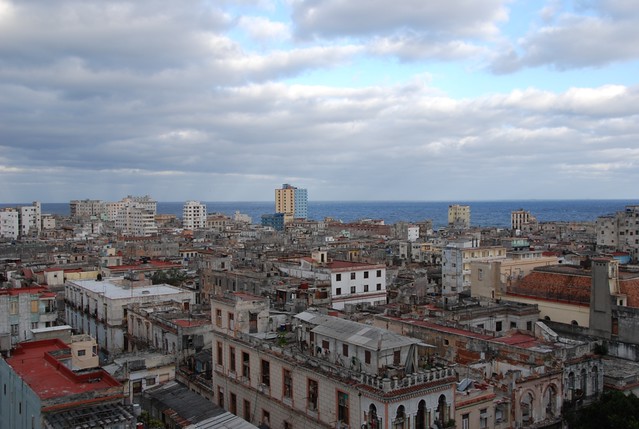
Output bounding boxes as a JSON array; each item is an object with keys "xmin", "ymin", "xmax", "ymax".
[
  {"xmin": 113, "ymin": 197, "xmax": 158, "ymax": 236},
  {"xmin": 70, "ymin": 199, "xmax": 107, "ymax": 219},
  {"xmin": 448, "ymin": 204, "xmax": 470, "ymax": 228},
  {"xmin": 596, "ymin": 205, "xmax": 639, "ymax": 262},
  {"xmin": 183, "ymin": 200, "xmax": 207, "ymax": 229},
  {"xmin": 261, "ymin": 212, "xmax": 285, "ymax": 231},
  {"xmin": 511, "ymin": 209, "xmax": 538, "ymax": 233},
  {"xmin": 0, "ymin": 338, "xmax": 134, "ymax": 429},
  {"xmin": 0, "ymin": 208, "xmax": 19, "ymax": 239},
  {"xmin": 275, "ymin": 183, "xmax": 308, "ymax": 223}
]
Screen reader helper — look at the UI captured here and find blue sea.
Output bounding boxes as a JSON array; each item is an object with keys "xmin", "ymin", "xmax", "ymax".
[{"xmin": 2, "ymin": 200, "xmax": 637, "ymax": 229}]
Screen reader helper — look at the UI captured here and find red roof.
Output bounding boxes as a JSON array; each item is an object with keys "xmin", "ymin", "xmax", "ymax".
[
  {"xmin": 6, "ymin": 339, "xmax": 121, "ymax": 400},
  {"xmin": 174, "ymin": 319, "xmax": 209, "ymax": 328},
  {"xmin": 0, "ymin": 286, "xmax": 48, "ymax": 296}
]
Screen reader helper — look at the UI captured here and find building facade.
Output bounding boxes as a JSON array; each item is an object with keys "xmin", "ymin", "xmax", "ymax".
[
  {"xmin": 275, "ymin": 183, "xmax": 308, "ymax": 223},
  {"xmin": 448, "ymin": 204, "xmax": 470, "ymax": 228},
  {"xmin": 183, "ymin": 200, "xmax": 207, "ymax": 230}
]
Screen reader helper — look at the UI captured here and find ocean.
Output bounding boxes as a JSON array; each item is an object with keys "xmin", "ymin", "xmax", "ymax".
[{"xmin": 3, "ymin": 200, "xmax": 637, "ymax": 229}]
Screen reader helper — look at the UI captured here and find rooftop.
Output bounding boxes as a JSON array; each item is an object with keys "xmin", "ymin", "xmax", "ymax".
[
  {"xmin": 69, "ymin": 279, "xmax": 189, "ymax": 300},
  {"xmin": 6, "ymin": 339, "xmax": 120, "ymax": 400}
]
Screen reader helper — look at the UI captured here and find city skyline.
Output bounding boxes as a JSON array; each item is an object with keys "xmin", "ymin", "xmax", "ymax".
[{"xmin": 1, "ymin": 1, "xmax": 638, "ymax": 202}]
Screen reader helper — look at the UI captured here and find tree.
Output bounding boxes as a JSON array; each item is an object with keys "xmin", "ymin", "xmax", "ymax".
[{"xmin": 565, "ymin": 391, "xmax": 639, "ymax": 429}]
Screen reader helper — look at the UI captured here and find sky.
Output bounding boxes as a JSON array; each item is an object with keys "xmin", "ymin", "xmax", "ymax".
[{"xmin": 1, "ymin": 0, "xmax": 639, "ymax": 203}]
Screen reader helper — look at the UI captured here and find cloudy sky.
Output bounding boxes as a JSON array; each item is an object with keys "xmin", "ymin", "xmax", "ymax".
[{"xmin": 1, "ymin": 0, "xmax": 638, "ymax": 203}]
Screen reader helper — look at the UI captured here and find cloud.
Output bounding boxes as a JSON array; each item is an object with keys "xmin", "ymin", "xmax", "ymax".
[
  {"xmin": 491, "ymin": 4, "xmax": 639, "ymax": 73},
  {"xmin": 238, "ymin": 16, "xmax": 291, "ymax": 41}
]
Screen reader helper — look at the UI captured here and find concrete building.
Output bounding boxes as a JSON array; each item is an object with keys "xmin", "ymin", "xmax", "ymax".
[
  {"xmin": 19, "ymin": 201, "xmax": 42, "ymax": 237},
  {"xmin": 210, "ymin": 294, "xmax": 457, "ymax": 429},
  {"xmin": 511, "ymin": 209, "xmax": 537, "ymax": 233},
  {"xmin": 261, "ymin": 212, "xmax": 285, "ymax": 231},
  {"xmin": 596, "ymin": 205, "xmax": 639, "ymax": 262},
  {"xmin": 275, "ymin": 183, "xmax": 308, "ymax": 223},
  {"xmin": 0, "ymin": 338, "xmax": 134, "ymax": 429},
  {"xmin": 183, "ymin": 200, "xmax": 207, "ymax": 230},
  {"xmin": 70, "ymin": 199, "xmax": 107, "ymax": 219},
  {"xmin": 448, "ymin": 204, "xmax": 470, "ymax": 228},
  {"xmin": 0, "ymin": 208, "xmax": 19, "ymax": 239},
  {"xmin": 0, "ymin": 286, "xmax": 57, "ymax": 345},
  {"xmin": 115, "ymin": 203, "xmax": 158, "ymax": 237},
  {"xmin": 65, "ymin": 277, "xmax": 195, "ymax": 358},
  {"xmin": 442, "ymin": 241, "xmax": 506, "ymax": 302}
]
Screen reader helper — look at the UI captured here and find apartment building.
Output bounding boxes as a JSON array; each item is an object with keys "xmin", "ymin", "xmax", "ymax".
[
  {"xmin": 70, "ymin": 199, "xmax": 107, "ymax": 219},
  {"xmin": 441, "ymin": 241, "xmax": 506, "ymax": 302},
  {"xmin": 511, "ymin": 209, "xmax": 538, "ymax": 233},
  {"xmin": 183, "ymin": 200, "xmax": 207, "ymax": 229},
  {"xmin": 0, "ymin": 202, "xmax": 41, "ymax": 239},
  {"xmin": 210, "ymin": 294, "xmax": 457, "ymax": 429},
  {"xmin": 0, "ymin": 286, "xmax": 57, "ymax": 345},
  {"xmin": 0, "ymin": 208, "xmax": 19, "ymax": 239},
  {"xmin": 596, "ymin": 205, "xmax": 639, "ymax": 262},
  {"xmin": 65, "ymin": 276, "xmax": 194, "ymax": 357},
  {"xmin": 448, "ymin": 204, "xmax": 470, "ymax": 228},
  {"xmin": 275, "ymin": 183, "xmax": 308, "ymax": 223}
]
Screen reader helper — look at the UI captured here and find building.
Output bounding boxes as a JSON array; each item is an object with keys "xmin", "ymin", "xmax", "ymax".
[
  {"xmin": 275, "ymin": 183, "xmax": 308, "ymax": 223},
  {"xmin": 0, "ymin": 208, "xmax": 19, "ymax": 239},
  {"xmin": 442, "ymin": 241, "xmax": 506, "ymax": 302},
  {"xmin": 261, "ymin": 212, "xmax": 285, "ymax": 231},
  {"xmin": 70, "ymin": 199, "xmax": 107, "ymax": 219},
  {"xmin": 0, "ymin": 338, "xmax": 135, "ymax": 429},
  {"xmin": 210, "ymin": 295, "xmax": 457, "ymax": 429},
  {"xmin": 448, "ymin": 204, "xmax": 470, "ymax": 228},
  {"xmin": 65, "ymin": 276, "xmax": 195, "ymax": 357},
  {"xmin": 596, "ymin": 205, "xmax": 639, "ymax": 262},
  {"xmin": 115, "ymin": 202, "xmax": 158, "ymax": 237},
  {"xmin": 0, "ymin": 286, "xmax": 57, "ymax": 345},
  {"xmin": 511, "ymin": 209, "xmax": 537, "ymax": 233},
  {"xmin": 183, "ymin": 201, "xmax": 207, "ymax": 230}
]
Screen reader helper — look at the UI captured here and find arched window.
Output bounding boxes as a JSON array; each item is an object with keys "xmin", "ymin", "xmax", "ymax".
[
  {"xmin": 368, "ymin": 404, "xmax": 380, "ymax": 429},
  {"xmin": 567, "ymin": 372, "xmax": 575, "ymax": 401},
  {"xmin": 543, "ymin": 385, "xmax": 558, "ymax": 418},
  {"xmin": 571, "ymin": 320, "xmax": 578, "ymax": 326},
  {"xmin": 580, "ymin": 368, "xmax": 588, "ymax": 396},
  {"xmin": 437, "ymin": 395, "xmax": 449, "ymax": 425},
  {"xmin": 394, "ymin": 405, "xmax": 406, "ymax": 429},
  {"xmin": 521, "ymin": 391, "xmax": 534, "ymax": 424},
  {"xmin": 592, "ymin": 366, "xmax": 599, "ymax": 395}
]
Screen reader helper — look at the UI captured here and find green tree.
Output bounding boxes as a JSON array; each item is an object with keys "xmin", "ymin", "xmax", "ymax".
[{"xmin": 566, "ymin": 391, "xmax": 639, "ymax": 429}]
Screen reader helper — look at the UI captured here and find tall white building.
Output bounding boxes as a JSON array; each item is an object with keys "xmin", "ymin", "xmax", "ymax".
[
  {"xmin": 0, "ymin": 208, "xmax": 19, "ymax": 239},
  {"xmin": 109, "ymin": 196, "xmax": 158, "ymax": 236},
  {"xmin": 596, "ymin": 205, "xmax": 639, "ymax": 262},
  {"xmin": 182, "ymin": 200, "xmax": 207, "ymax": 229}
]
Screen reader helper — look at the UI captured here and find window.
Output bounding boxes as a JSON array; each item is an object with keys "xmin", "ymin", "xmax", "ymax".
[
  {"xmin": 479, "ymin": 408, "xmax": 488, "ymax": 429},
  {"xmin": 308, "ymin": 379, "xmax": 318, "ymax": 411},
  {"xmin": 146, "ymin": 377, "xmax": 156, "ymax": 386},
  {"xmin": 228, "ymin": 312, "xmax": 235, "ymax": 330},
  {"xmin": 218, "ymin": 386, "xmax": 224, "ymax": 408},
  {"xmin": 242, "ymin": 352, "xmax": 250, "ymax": 380},
  {"xmin": 526, "ymin": 321, "xmax": 532, "ymax": 331},
  {"xmin": 342, "ymin": 344, "xmax": 349, "ymax": 357},
  {"xmin": 9, "ymin": 301, "xmax": 18, "ymax": 315},
  {"xmin": 244, "ymin": 399, "xmax": 251, "ymax": 422},
  {"xmin": 322, "ymin": 340, "xmax": 329, "ymax": 351},
  {"xmin": 132, "ymin": 380, "xmax": 142, "ymax": 393},
  {"xmin": 496, "ymin": 321, "xmax": 502, "ymax": 332},
  {"xmin": 365, "ymin": 350, "xmax": 371, "ymax": 364},
  {"xmin": 364, "ymin": 271, "xmax": 369, "ymax": 279},
  {"xmin": 262, "ymin": 410, "xmax": 270, "ymax": 428},
  {"xmin": 462, "ymin": 413, "xmax": 469, "ymax": 429},
  {"xmin": 284, "ymin": 421, "xmax": 293, "ymax": 429},
  {"xmin": 338, "ymin": 391, "xmax": 349, "ymax": 425},
  {"xmin": 376, "ymin": 283, "xmax": 382, "ymax": 291},
  {"xmin": 377, "ymin": 270, "xmax": 382, "ymax": 277},
  {"xmin": 283, "ymin": 369, "xmax": 293, "ymax": 398},
  {"xmin": 478, "ymin": 269, "xmax": 483, "ymax": 281},
  {"xmin": 350, "ymin": 286, "xmax": 356, "ymax": 294},
  {"xmin": 511, "ymin": 322, "xmax": 517, "ymax": 329},
  {"xmin": 230, "ymin": 392, "xmax": 237, "ymax": 415},
  {"xmin": 394, "ymin": 350, "xmax": 401, "ymax": 365},
  {"xmin": 364, "ymin": 284, "xmax": 369, "ymax": 292},
  {"xmin": 10, "ymin": 324, "xmax": 18, "ymax": 336},
  {"xmin": 229, "ymin": 346, "xmax": 236, "ymax": 372},
  {"xmin": 31, "ymin": 300, "xmax": 38, "ymax": 313},
  {"xmin": 261, "ymin": 360, "xmax": 270, "ymax": 387},
  {"xmin": 215, "ymin": 309, "xmax": 222, "ymax": 327},
  {"xmin": 351, "ymin": 272, "xmax": 356, "ymax": 280},
  {"xmin": 77, "ymin": 349, "xmax": 86, "ymax": 357},
  {"xmin": 336, "ymin": 288, "xmax": 341, "ymax": 295},
  {"xmin": 217, "ymin": 342, "xmax": 223, "ymax": 366},
  {"xmin": 336, "ymin": 274, "xmax": 342, "ymax": 281}
]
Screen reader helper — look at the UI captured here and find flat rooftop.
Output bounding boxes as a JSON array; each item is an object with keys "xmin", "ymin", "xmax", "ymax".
[
  {"xmin": 69, "ymin": 279, "xmax": 189, "ymax": 300},
  {"xmin": 6, "ymin": 339, "xmax": 120, "ymax": 400}
]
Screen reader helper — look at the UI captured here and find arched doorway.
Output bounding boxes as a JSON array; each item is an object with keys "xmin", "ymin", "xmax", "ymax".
[
  {"xmin": 543, "ymin": 385, "xmax": 558, "ymax": 418},
  {"xmin": 521, "ymin": 391, "xmax": 534, "ymax": 425},
  {"xmin": 416, "ymin": 400, "xmax": 427, "ymax": 429},
  {"xmin": 368, "ymin": 404, "xmax": 380, "ymax": 429},
  {"xmin": 436, "ymin": 394, "xmax": 449, "ymax": 426}
]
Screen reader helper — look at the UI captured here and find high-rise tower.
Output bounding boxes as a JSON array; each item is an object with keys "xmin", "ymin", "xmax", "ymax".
[{"xmin": 275, "ymin": 183, "xmax": 308, "ymax": 223}]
